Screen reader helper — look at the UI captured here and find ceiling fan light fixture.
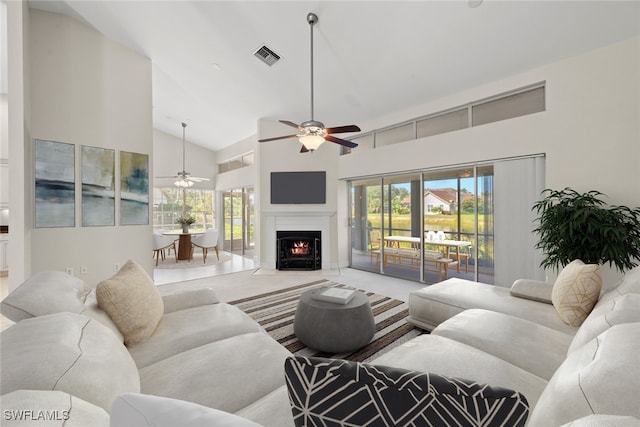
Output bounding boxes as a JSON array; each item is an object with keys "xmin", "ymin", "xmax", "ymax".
[
  {"xmin": 299, "ymin": 134, "xmax": 325, "ymax": 151},
  {"xmin": 174, "ymin": 179, "xmax": 194, "ymax": 188}
]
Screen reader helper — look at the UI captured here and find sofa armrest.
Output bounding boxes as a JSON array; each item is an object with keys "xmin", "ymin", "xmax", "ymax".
[
  {"xmin": 284, "ymin": 356, "xmax": 529, "ymax": 427},
  {"xmin": 110, "ymin": 393, "xmax": 263, "ymax": 427},
  {"xmin": 510, "ymin": 279, "xmax": 554, "ymax": 304},
  {"xmin": 161, "ymin": 288, "xmax": 219, "ymax": 313}
]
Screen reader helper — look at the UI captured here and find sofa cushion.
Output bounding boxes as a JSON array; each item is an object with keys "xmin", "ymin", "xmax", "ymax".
[
  {"xmin": 509, "ymin": 279, "xmax": 554, "ymax": 304},
  {"xmin": 0, "ymin": 270, "xmax": 90, "ymax": 321},
  {"xmin": 0, "ymin": 390, "xmax": 109, "ymax": 427},
  {"xmin": 568, "ymin": 293, "xmax": 640, "ymax": 353},
  {"xmin": 528, "ymin": 323, "xmax": 640, "ymax": 426},
  {"xmin": 372, "ymin": 334, "xmax": 548, "ymax": 409},
  {"xmin": 285, "ymin": 356, "xmax": 529, "ymax": 427},
  {"xmin": 110, "ymin": 393, "xmax": 263, "ymax": 427},
  {"xmin": 551, "ymin": 260, "xmax": 602, "ymax": 326},
  {"xmin": 431, "ymin": 309, "xmax": 573, "ymax": 380},
  {"xmin": 139, "ymin": 332, "xmax": 291, "ymax": 414},
  {"xmin": 236, "ymin": 386, "xmax": 295, "ymax": 427},
  {"xmin": 408, "ymin": 278, "xmax": 577, "ymax": 334},
  {"xmin": 128, "ymin": 302, "xmax": 264, "ymax": 369},
  {"xmin": 0, "ymin": 312, "xmax": 140, "ymax": 411},
  {"xmin": 97, "ymin": 259, "xmax": 164, "ymax": 346}
]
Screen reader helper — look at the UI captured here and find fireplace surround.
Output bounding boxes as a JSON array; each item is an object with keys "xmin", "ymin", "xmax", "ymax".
[{"xmin": 276, "ymin": 231, "xmax": 321, "ymax": 271}]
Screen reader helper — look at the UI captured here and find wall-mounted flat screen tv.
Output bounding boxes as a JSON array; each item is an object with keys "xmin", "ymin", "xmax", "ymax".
[{"xmin": 271, "ymin": 171, "xmax": 326, "ymax": 204}]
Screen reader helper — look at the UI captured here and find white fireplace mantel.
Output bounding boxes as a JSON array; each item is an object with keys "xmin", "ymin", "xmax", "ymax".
[{"xmin": 261, "ymin": 210, "xmax": 336, "ymax": 270}]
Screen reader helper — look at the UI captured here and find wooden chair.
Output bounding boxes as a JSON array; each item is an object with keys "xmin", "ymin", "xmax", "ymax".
[
  {"xmin": 152, "ymin": 233, "xmax": 177, "ymax": 266},
  {"xmin": 191, "ymin": 229, "xmax": 220, "ymax": 263},
  {"xmin": 369, "ymin": 229, "xmax": 381, "ymax": 263}
]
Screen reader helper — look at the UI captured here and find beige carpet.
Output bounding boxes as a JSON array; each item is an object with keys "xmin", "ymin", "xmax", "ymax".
[
  {"xmin": 154, "ymin": 249, "xmax": 231, "ymax": 269},
  {"xmin": 229, "ymin": 279, "xmax": 423, "ymax": 364}
]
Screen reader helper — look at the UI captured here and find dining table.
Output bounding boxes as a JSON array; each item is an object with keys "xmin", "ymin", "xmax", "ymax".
[
  {"xmin": 383, "ymin": 235, "xmax": 471, "ymax": 272},
  {"xmin": 163, "ymin": 230, "xmax": 204, "ymax": 261}
]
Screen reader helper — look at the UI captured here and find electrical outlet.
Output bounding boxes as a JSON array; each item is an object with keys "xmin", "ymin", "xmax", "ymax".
[
  {"xmin": 65, "ymin": 267, "xmax": 74, "ymax": 276},
  {"xmin": 113, "ymin": 263, "xmax": 120, "ymax": 272},
  {"xmin": 80, "ymin": 266, "xmax": 88, "ymax": 274}
]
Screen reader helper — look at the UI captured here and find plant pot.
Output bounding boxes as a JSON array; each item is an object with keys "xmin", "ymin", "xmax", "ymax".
[{"xmin": 182, "ymin": 225, "xmax": 189, "ymax": 234}]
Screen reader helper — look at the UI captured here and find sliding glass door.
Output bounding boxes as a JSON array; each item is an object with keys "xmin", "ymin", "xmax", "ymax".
[
  {"xmin": 222, "ymin": 187, "xmax": 254, "ymax": 258},
  {"xmin": 349, "ymin": 166, "xmax": 496, "ymax": 284}
]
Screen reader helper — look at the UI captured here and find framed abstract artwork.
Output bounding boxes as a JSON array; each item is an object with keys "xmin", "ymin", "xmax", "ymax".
[
  {"xmin": 34, "ymin": 139, "xmax": 76, "ymax": 228},
  {"xmin": 82, "ymin": 146, "xmax": 115, "ymax": 226},
  {"xmin": 120, "ymin": 151, "xmax": 149, "ymax": 225}
]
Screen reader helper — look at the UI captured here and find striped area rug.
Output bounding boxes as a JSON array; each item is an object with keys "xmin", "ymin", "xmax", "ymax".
[{"xmin": 229, "ymin": 279, "xmax": 423, "ymax": 364}]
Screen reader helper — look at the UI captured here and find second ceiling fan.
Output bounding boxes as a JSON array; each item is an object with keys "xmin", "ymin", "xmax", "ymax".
[{"xmin": 259, "ymin": 12, "xmax": 360, "ymax": 153}]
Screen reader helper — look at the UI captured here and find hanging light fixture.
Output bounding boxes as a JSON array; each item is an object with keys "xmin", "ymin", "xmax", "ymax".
[{"xmin": 157, "ymin": 123, "xmax": 209, "ymax": 187}]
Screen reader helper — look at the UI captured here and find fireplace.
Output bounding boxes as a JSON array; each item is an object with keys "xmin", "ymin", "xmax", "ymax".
[{"xmin": 276, "ymin": 231, "xmax": 321, "ymax": 271}]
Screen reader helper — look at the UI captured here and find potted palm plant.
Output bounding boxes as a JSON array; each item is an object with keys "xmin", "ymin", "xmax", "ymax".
[
  {"xmin": 176, "ymin": 214, "xmax": 196, "ymax": 234},
  {"xmin": 532, "ymin": 187, "xmax": 640, "ymax": 273}
]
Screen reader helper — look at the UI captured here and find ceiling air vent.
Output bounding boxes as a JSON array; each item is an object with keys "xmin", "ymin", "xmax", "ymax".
[{"xmin": 254, "ymin": 45, "xmax": 281, "ymax": 67}]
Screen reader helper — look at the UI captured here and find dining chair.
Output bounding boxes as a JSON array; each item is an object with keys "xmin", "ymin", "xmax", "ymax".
[
  {"xmin": 191, "ymin": 229, "xmax": 220, "ymax": 263},
  {"xmin": 152, "ymin": 233, "xmax": 178, "ymax": 266},
  {"xmin": 369, "ymin": 229, "xmax": 381, "ymax": 263}
]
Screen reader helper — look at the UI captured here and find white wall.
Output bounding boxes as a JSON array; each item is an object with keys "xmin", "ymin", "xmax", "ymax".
[
  {"xmin": 153, "ymin": 128, "xmax": 215, "ymax": 190},
  {"xmin": 19, "ymin": 9, "xmax": 154, "ymax": 287},
  {"xmin": 338, "ymin": 36, "xmax": 640, "ymax": 284}
]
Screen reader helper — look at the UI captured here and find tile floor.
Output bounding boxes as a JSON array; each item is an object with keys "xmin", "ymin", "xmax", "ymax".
[{"xmin": 0, "ymin": 253, "xmax": 429, "ymax": 331}]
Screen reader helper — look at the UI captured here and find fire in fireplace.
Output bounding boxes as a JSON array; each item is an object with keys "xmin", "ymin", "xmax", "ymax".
[{"xmin": 276, "ymin": 231, "xmax": 321, "ymax": 271}]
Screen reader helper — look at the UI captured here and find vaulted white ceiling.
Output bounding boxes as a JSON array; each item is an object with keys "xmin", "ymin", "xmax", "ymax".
[{"xmin": 27, "ymin": 1, "xmax": 640, "ymax": 151}]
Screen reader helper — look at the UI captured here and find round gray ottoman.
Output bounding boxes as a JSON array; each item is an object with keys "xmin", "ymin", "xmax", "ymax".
[{"xmin": 294, "ymin": 288, "xmax": 375, "ymax": 353}]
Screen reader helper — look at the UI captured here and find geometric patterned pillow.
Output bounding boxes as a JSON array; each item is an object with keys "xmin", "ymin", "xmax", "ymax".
[
  {"xmin": 551, "ymin": 260, "xmax": 602, "ymax": 326},
  {"xmin": 284, "ymin": 356, "xmax": 529, "ymax": 427}
]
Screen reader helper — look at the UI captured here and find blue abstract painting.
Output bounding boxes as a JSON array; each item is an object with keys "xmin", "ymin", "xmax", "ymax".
[
  {"xmin": 35, "ymin": 139, "xmax": 75, "ymax": 228},
  {"xmin": 82, "ymin": 146, "xmax": 115, "ymax": 226},
  {"xmin": 120, "ymin": 151, "xmax": 149, "ymax": 225}
]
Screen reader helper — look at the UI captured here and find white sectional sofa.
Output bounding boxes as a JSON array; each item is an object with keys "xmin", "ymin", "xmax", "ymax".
[
  {"xmin": 1, "ymin": 260, "xmax": 640, "ymax": 426},
  {"xmin": 0, "ymin": 262, "xmax": 295, "ymax": 427}
]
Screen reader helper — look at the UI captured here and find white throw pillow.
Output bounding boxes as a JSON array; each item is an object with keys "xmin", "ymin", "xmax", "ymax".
[
  {"xmin": 0, "ymin": 270, "xmax": 90, "ymax": 321},
  {"xmin": 97, "ymin": 259, "xmax": 164, "ymax": 346},
  {"xmin": 551, "ymin": 260, "xmax": 602, "ymax": 326}
]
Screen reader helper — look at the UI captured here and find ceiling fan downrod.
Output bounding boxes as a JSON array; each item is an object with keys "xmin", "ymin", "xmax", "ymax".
[{"xmin": 302, "ymin": 12, "xmax": 323, "ymax": 131}]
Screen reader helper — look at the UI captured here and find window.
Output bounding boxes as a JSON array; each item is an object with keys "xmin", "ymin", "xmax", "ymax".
[
  {"xmin": 218, "ymin": 151, "xmax": 255, "ymax": 174},
  {"xmin": 153, "ymin": 187, "xmax": 215, "ymax": 231}
]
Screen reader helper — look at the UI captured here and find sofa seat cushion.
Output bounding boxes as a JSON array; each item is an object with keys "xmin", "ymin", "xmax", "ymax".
[
  {"xmin": 285, "ymin": 356, "xmax": 530, "ymax": 427},
  {"xmin": 551, "ymin": 260, "xmax": 602, "ymax": 326},
  {"xmin": 128, "ymin": 303, "xmax": 264, "ymax": 368},
  {"xmin": 0, "ymin": 271, "xmax": 90, "ymax": 321},
  {"xmin": 97, "ymin": 259, "xmax": 164, "ymax": 346},
  {"xmin": 408, "ymin": 278, "xmax": 577, "ymax": 334},
  {"xmin": 432, "ymin": 309, "xmax": 574, "ymax": 380},
  {"xmin": 236, "ymin": 386, "xmax": 295, "ymax": 427},
  {"xmin": 528, "ymin": 323, "xmax": 640, "ymax": 426},
  {"xmin": 372, "ymin": 334, "xmax": 548, "ymax": 409},
  {"xmin": 110, "ymin": 393, "xmax": 263, "ymax": 427},
  {"xmin": 139, "ymin": 332, "xmax": 291, "ymax": 414},
  {"xmin": 0, "ymin": 390, "xmax": 109, "ymax": 427},
  {"xmin": 0, "ymin": 312, "xmax": 140, "ymax": 411}
]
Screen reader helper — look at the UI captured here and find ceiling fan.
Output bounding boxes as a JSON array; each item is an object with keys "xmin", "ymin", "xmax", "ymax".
[
  {"xmin": 158, "ymin": 122, "xmax": 210, "ymax": 187},
  {"xmin": 258, "ymin": 12, "xmax": 360, "ymax": 153}
]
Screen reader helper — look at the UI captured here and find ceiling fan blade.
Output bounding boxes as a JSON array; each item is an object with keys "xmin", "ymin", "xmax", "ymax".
[
  {"xmin": 259, "ymin": 134, "xmax": 299, "ymax": 143},
  {"xmin": 187, "ymin": 177, "xmax": 210, "ymax": 182},
  {"xmin": 156, "ymin": 175, "xmax": 179, "ymax": 179},
  {"xmin": 325, "ymin": 125, "xmax": 361, "ymax": 134},
  {"xmin": 325, "ymin": 135, "xmax": 358, "ymax": 149},
  {"xmin": 279, "ymin": 120, "xmax": 303, "ymax": 130}
]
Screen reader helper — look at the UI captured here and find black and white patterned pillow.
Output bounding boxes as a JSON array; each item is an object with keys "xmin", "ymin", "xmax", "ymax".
[{"xmin": 284, "ymin": 356, "xmax": 529, "ymax": 427}]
